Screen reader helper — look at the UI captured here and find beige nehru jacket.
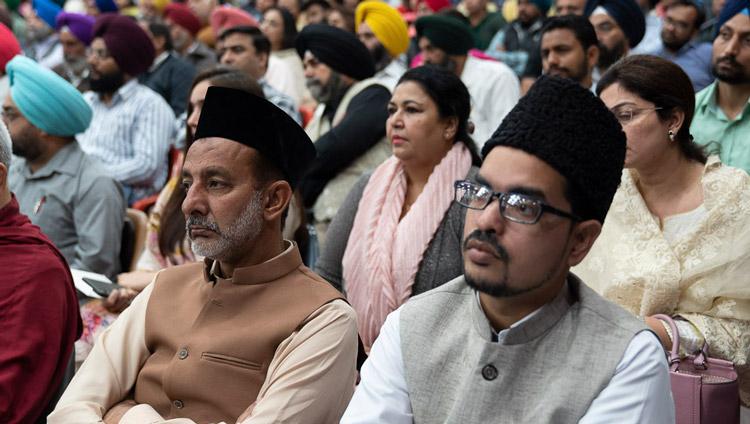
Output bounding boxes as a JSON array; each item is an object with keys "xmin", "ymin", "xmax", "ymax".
[{"xmin": 49, "ymin": 242, "xmax": 359, "ymax": 424}]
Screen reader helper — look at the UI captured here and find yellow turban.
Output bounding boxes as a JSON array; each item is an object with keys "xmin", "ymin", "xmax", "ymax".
[
  {"xmin": 152, "ymin": 0, "xmax": 170, "ymax": 16},
  {"xmin": 355, "ymin": 1, "xmax": 409, "ymax": 57}
]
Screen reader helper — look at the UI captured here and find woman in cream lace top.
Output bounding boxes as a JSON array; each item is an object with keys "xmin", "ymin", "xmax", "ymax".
[{"xmin": 573, "ymin": 55, "xmax": 750, "ymax": 411}]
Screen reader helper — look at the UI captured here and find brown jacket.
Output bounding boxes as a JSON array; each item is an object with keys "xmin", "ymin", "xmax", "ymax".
[{"xmin": 133, "ymin": 244, "xmax": 345, "ymax": 423}]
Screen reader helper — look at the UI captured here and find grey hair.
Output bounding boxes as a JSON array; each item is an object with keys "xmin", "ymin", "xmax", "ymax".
[{"xmin": 0, "ymin": 120, "xmax": 11, "ymax": 169}]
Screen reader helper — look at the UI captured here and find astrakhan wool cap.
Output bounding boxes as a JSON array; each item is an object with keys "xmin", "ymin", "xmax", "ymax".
[{"xmin": 482, "ymin": 76, "xmax": 626, "ymax": 223}]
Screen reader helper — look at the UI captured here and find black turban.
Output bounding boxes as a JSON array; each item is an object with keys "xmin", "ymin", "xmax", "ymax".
[
  {"xmin": 584, "ymin": 0, "xmax": 646, "ymax": 49},
  {"xmin": 295, "ymin": 24, "xmax": 375, "ymax": 80},
  {"xmin": 415, "ymin": 15, "xmax": 474, "ymax": 55},
  {"xmin": 482, "ymin": 76, "xmax": 626, "ymax": 224},
  {"xmin": 193, "ymin": 87, "xmax": 316, "ymax": 189}
]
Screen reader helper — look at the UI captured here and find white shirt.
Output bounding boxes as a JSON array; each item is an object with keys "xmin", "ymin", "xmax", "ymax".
[
  {"xmin": 460, "ymin": 55, "xmax": 520, "ymax": 149},
  {"xmin": 265, "ymin": 54, "xmax": 303, "ymax": 105},
  {"xmin": 342, "ymin": 305, "xmax": 675, "ymax": 423},
  {"xmin": 373, "ymin": 60, "xmax": 407, "ymax": 93}
]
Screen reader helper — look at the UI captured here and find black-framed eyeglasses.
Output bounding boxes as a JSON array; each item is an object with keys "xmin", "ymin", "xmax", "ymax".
[
  {"xmin": 610, "ymin": 105, "xmax": 663, "ymax": 125},
  {"xmin": 454, "ymin": 180, "xmax": 582, "ymax": 225}
]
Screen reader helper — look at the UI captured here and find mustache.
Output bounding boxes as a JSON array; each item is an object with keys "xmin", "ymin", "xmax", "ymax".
[
  {"xmin": 186, "ymin": 215, "xmax": 222, "ymax": 236},
  {"xmin": 463, "ymin": 230, "xmax": 509, "ymax": 262},
  {"xmin": 716, "ymin": 55, "xmax": 741, "ymax": 67}
]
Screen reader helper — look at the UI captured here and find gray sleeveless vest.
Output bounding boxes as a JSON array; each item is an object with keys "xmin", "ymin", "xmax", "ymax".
[{"xmin": 400, "ymin": 274, "xmax": 651, "ymax": 423}]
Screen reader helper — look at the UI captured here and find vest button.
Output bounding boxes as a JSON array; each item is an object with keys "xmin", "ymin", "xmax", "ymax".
[
  {"xmin": 482, "ymin": 364, "xmax": 498, "ymax": 381},
  {"xmin": 173, "ymin": 399, "xmax": 184, "ymax": 409},
  {"xmin": 178, "ymin": 349, "xmax": 188, "ymax": 359}
]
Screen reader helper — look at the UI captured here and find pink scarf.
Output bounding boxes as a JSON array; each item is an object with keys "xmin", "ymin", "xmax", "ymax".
[{"xmin": 342, "ymin": 143, "xmax": 472, "ymax": 349}]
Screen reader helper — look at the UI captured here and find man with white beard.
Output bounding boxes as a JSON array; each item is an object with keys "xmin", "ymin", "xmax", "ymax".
[
  {"xmin": 53, "ymin": 13, "xmax": 96, "ymax": 93},
  {"xmin": 22, "ymin": 0, "xmax": 64, "ymax": 69},
  {"xmin": 49, "ymin": 87, "xmax": 359, "ymax": 424}
]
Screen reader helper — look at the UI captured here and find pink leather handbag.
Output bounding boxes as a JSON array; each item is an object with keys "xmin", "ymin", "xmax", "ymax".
[{"xmin": 652, "ymin": 314, "xmax": 740, "ymax": 424}]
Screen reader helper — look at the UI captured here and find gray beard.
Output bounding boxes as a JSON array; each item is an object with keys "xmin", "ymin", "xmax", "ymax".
[
  {"xmin": 306, "ymin": 71, "xmax": 345, "ymax": 104},
  {"xmin": 186, "ymin": 190, "xmax": 264, "ymax": 261},
  {"xmin": 65, "ymin": 56, "xmax": 89, "ymax": 75}
]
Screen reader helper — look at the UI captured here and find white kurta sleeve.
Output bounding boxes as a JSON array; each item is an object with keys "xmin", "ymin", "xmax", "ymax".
[
  {"xmin": 48, "ymin": 280, "xmax": 155, "ymax": 423},
  {"xmin": 341, "ymin": 307, "xmax": 413, "ymax": 424},
  {"xmin": 579, "ymin": 330, "xmax": 675, "ymax": 423}
]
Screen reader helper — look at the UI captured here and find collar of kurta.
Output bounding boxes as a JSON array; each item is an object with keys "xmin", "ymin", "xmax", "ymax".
[
  {"xmin": 470, "ymin": 274, "xmax": 578, "ymax": 345},
  {"xmin": 202, "ymin": 240, "xmax": 303, "ymax": 285}
]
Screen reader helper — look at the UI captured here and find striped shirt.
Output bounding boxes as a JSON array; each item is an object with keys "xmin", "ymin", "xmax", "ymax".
[{"xmin": 78, "ymin": 79, "xmax": 175, "ymax": 202}]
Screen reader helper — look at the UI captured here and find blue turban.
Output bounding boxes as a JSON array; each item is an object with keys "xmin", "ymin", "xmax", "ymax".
[
  {"xmin": 714, "ymin": 0, "xmax": 750, "ymax": 37},
  {"xmin": 95, "ymin": 0, "xmax": 119, "ymax": 13},
  {"xmin": 32, "ymin": 0, "xmax": 62, "ymax": 29},
  {"xmin": 531, "ymin": 0, "xmax": 551, "ymax": 14},
  {"xmin": 6, "ymin": 56, "xmax": 92, "ymax": 137},
  {"xmin": 584, "ymin": 0, "xmax": 646, "ymax": 49}
]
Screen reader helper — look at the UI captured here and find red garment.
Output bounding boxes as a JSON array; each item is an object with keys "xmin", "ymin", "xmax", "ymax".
[{"xmin": 0, "ymin": 195, "xmax": 82, "ymax": 424}]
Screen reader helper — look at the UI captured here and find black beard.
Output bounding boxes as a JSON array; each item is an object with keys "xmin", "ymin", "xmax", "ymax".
[
  {"xmin": 90, "ymin": 69, "xmax": 126, "ymax": 93},
  {"xmin": 597, "ymin": 39, "xmax": 626, "ymax": 69},
  {"xmin": 370, "ymin": 43, "xmax": 391, "ymax": 73},
  {"xmin": 662, "ymin": 38, "xmax": 688, "ymax": 53},
  {"xmin": 461, "ymin": 229, "xmax": 565, "ymax": 298},
  {"xmin": 713, "ymin": 55, "xmax": 750, "ymax": 85},
  {"xmin": 11, "ymin": 125, "xmax": 44, "ymax": 162}
]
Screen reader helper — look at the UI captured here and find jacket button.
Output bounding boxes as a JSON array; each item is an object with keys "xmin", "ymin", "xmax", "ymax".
[
  {"xmin": 173, "ymin": 399, "xmax": 184, "ymax": 409},
  {"xmin": 178, "ymin": 349, "xmax": 188, "ymax": 359},
  {"xmin": 482, "ymin": 364, "xmax": 498, "ymax": 381}
]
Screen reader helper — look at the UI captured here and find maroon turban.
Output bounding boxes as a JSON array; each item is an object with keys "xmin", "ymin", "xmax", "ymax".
[
  {"xmin": 92, "ymin": 13, "xmax": 155, "ymax": 76},
  {"xmin": 164, "ymin": 3, "xmax": 202, "ymax": 36}
]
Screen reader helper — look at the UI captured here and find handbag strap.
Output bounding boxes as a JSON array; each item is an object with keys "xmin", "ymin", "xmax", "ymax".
[{"xmin": 652, "ymin": 314, "xmax": 708, "ymax": 370}]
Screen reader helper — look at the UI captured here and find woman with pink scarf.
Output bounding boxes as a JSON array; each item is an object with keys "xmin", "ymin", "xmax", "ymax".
[{"xmin": 316, "ymin": 65, "xmax": 481, "ymax": 351}]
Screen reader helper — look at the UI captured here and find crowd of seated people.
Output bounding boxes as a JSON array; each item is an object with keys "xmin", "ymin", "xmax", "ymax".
[{"xmin": 1, "ymin": 0, "xmax": 750, "ymax": 421}]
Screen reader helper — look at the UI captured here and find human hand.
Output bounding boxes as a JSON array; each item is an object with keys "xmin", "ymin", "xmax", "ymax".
[
  {"xmin": 117, "ymin": 270, "xmax": 157, "ymax": 292},
  {"xmin": 103, "ymin": 399, "xmax": 137, "ymax": 424},
  {"xmin": 102, "ymin": 288, "xmax": 139, "ymax": 313},
  {"xmin": 644, "ymin": 316, "xmax": 673, "ymax": 350}
]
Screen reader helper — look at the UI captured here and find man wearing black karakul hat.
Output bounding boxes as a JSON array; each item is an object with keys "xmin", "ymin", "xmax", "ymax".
[
  {"xmin": 50, "ymin": 88, "xmax": 359, "ymax": 424},
  {"xmin": 415, "ymin": 14, "xmax": 520, "ymax": 148},
  {"xmin": 296, "ymin": 23, "xmax": 393, "ymax": 244},
  {"xmin": 342, "ymin": 76, "xmax": 674, "ymax": 423}
]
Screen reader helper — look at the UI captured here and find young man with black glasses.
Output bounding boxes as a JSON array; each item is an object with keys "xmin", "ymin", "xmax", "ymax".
[{"xmin": 342, "ymin": 76, "xmax": 674, "ymax": 423}]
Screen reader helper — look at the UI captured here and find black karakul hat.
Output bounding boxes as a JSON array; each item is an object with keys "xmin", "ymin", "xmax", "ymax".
[
  {"xmin": 482, "ymin": 76, "xmax": 626, "ymax": 224},
  {"xmin": 295, "ymin": 24, "xmax": 375, "ymax": 80},
  {"xmin": 193, "ymin": 86, "xmax": 316, "ymax": 189}
]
